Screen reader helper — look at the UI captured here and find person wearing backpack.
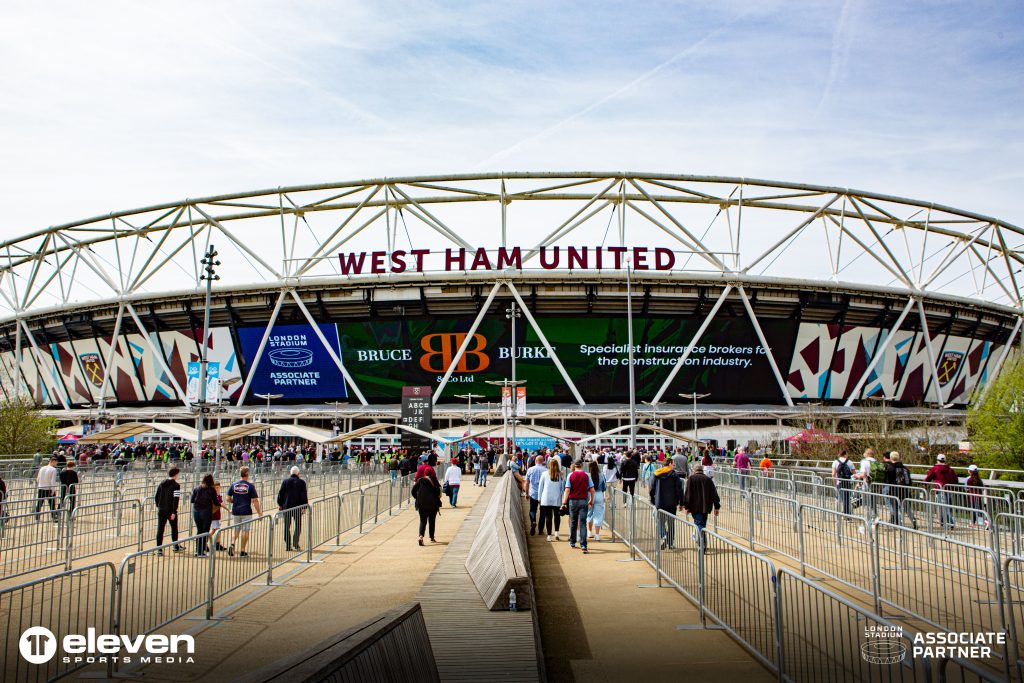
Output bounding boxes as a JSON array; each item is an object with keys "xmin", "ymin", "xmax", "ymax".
[
  {"xmin": 586, "ymin": 461, "xmax": 608, "ymax": 542},
  {"xmin": 884, "ymin": 452, "xmax": 917, "ymax": 529},
  {"xmin": 832, "ymin": 451, "xmax": 854, "ymax": 515}
]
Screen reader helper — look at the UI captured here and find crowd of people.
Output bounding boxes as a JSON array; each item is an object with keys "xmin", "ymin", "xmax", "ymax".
[
  {"xmin": 2, "ymin": 440, "xmax": 1000, "ymax": 560},
  {"xmin": 404, "ymin": 445, "xmax": 725, "ymax": 553},
  {"xmin": 829, "ymin": 448, "xmax": 991, "ymax": 529}
]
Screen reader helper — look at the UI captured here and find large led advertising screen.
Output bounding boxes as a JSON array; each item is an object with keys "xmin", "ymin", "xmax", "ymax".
[{"xmin": 4, "ymin": 316, "xmax": 999, "ymax": 406}]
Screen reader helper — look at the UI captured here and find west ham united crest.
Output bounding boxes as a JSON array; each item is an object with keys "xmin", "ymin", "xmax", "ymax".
[
  {"xmin": 79, "ymin": 353, "xmax": 104, "ymax": 387},
  {"xmin": 937, "ymin": 351, "xmax": 963, "ymax": 386}
]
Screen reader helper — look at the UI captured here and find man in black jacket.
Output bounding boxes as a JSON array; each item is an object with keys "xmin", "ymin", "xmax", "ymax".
[
  {"xmin": 154, "ymin": 467, "xmax": 183, "ymax": 555},
  {"xmin": 650, "ymin": 458, "xmax": 684, "ymax": 550},
  {"xmin": 619, "ymin": 453, "xmax": 640, "ymax": 496},
  {"xmin": 682, "ymin": 463, "xmax": 720, "ymax": 546},
  {"xmin": 277, "ymin": 466, "xmax": 309, "ymax": 552}
]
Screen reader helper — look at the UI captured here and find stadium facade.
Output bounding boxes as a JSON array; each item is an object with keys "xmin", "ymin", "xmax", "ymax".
[{"xmin": 0, "ymin": 173, "xmax": 1019, "ymax": 435}]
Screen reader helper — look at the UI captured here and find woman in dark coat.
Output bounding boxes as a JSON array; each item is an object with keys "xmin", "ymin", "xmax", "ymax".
[{"xmin": 411, "ymin": 469, "xmax": 442, "ymax": 546}]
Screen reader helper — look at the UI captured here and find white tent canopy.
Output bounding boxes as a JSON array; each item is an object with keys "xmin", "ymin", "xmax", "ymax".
[{"xmin": 78, "ymin": 422, "xmax": 199, "ymax": 443}]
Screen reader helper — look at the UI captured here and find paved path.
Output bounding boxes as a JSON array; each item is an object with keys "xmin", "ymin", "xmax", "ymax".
[
  {"xmin": 528, "ymin": 514, "xmax": 775, "ymax": 683},
  {"xmin": 416, "ymin": 482, "xmax": 542, "ymax": 683},
  {"xmin": 121, "ymin": 479, "xmax": 490, "ymax": 681}
]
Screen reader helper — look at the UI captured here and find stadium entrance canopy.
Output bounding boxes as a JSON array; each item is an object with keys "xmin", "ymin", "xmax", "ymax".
[{"xmin": 1, "ymin": 173, "xmax": 1017, "ymax": 435}]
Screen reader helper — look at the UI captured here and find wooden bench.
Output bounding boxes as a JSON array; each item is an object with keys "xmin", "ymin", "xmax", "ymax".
[
  {"xmin": 464, "ymin": 474, "xmax": 532, "ymax": 611},
  {"xmin": 235, "ymin": 602, "xmax": 439, "ymax": 683}
]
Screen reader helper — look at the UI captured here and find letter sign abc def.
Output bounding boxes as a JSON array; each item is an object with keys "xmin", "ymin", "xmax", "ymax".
[{"xmin": 419, "ymin": 333, "xmax": 490, "ymax": 373}]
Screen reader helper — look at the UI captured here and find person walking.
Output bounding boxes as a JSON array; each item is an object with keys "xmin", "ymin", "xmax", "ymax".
[
  {"xmin": 561, "ymin": 460, "xmax": 595, "ymax": 553},
  {"xmin": 538, "ymin": 458, "xmax": 564, "ymax": 541},
  {"xmin": 924, "ymin": 454, "xmax": 959, "ymax": 529},
  {"xmin": 586, "ymin": 461, "xmax": 608, "ymax": 542},
  {"xmin": 442, "ymin": 459, "xmax": 462, "ymax": 507},
  {"xmin": 475, "ymin": 450, "xmax": 489, "ymax": 487},
  {"xmin": 650, "ymin": 454, "xmax": 684, "ymax": 550},
  {"xmin": 277, "ymin": 466, "xmax": 309, "ymax": 552},
  {"xmin": 701, "ymin": 451, "xmax": 715, "ymax": 479},
  {"xmin": 619, "ymin": 452, "xmax": 639, "ymax": 496},
  {"xmin": 58, "ymin": 459, "xmax": 80, "ymax": 514},
  {"xmin": 389, "ymin": 454, "xmax": 400, "ymax": 483},
  {"xmin": 36, "ymin": 456, "xmax": 59, "ymax": 522},
  {"xmin": 211, "ymin": 480, "xmax": 227, "ymax": 551},
  {"xmin": 525, "ymin": 455, "xmax": 546, "ymax": 534},
  {"xmin": 154, "ymin": 466, "xmax": 183, "ymax": 555},
  {"xmin": 191, "ymin": 474, "xmax": 217, "ymax": 556},
  {"xmin": 227, "ymin": 466, "xmax": 261, "ymax": 557},
  {"xmin": 733, "ymin": 448, "xmax": 750, "ymax": 492},
  {"xmin": 884, "ymin": 452, "xmax": 917, "ymax": 529},
  {"xmin": 682, "ymin": 463, "xmax": 720, "ymax": 548},
  {"xmin": 833, "ymin": 451, "xmax": 854, "ymax": 515},
  {"xmin": 641, "ymin": 455, "xmax": 658, "ymax": 490},
  {"xmin": 965, "ymin": 464, "xmax": 989, "ymax": 529},
  {"xmin": 412, "ymin": 468, "xmax": 442, "ymax": 545}
]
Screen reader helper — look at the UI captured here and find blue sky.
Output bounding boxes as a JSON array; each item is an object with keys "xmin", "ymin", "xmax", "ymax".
[{"xmin": 1, "ymin": 0, "xmax": 1022, "ymax": 236}]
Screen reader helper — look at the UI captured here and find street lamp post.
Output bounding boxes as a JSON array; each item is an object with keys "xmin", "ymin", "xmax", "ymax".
[
  {"xmin": 195, "ymin": 245, "xmax": 220, "ymax": 463},
  {"xmin": 679, "ymin": 392, "xmax": 710, "ymax": 445},
  {"xmin": 626, "ymin": 257, "xmax": 637, "ymax": 448},
  {"xmin": 506, "ymin": 303, "xmax": 523, "ymax": 454},
  {"xmin": 486, "ymin": 379, "xmax": 526, "ymax": 469},
  {"xmin": 254, "ymin": 392, "xmax": 283, "ymax": 456},
  {"xmin": 642, "ymin": 400, "xmax": 661, "ymax": 451},
  {"xmin": 456, "ymin": 393, "xmax": 484, "ymax": 453}
]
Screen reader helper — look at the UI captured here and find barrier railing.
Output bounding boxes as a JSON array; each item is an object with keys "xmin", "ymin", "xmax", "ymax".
[
  {"xmin": 117, "ymin": 536, "xmax": 211, "ymax": 638},
  {"xmin": 67, "ymin": 499, "xmax": 143, "ymax": 565},
  {"xmin": 751, "ymin": 491, "xmax": 800, "ymax": 562},
  {"xmin": 1004, "ymin": 555, "xmax": 1024, "ymax": 682},
  {"xmin": 0, "ymin": 509, "xmax": 68, "ymax": 579},
  {"xmin": 1, "ymin": 562, "xmax": 117, "ymax": 683},
  {"xmin": 797, "ymin": 503, "xmax": 876, "ymax": 599},
  {"xmin": 776, "ymin": 567, "xmax": 927, "ymax": 682},
  {"xmin": 874, "ymin": 521, "xmax": 1010, "ymax": 676}
]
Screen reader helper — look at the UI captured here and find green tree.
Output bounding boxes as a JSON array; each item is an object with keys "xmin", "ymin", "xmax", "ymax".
[
  {"xmin": 967, "ymin": 354, "xmax": 1024, "ymax": 473},
  {"xmin": 0, "ymin": 397, "xmax": 56, "ymax": 455}
]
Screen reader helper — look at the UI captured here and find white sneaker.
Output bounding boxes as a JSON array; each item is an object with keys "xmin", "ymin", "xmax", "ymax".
[
  {"xmin": 546, "ymin": 535, "xmax": 552, "ymax": 541},
  {"xmin": 594, "ymin": 533, "xmax": 601, "ymax": 541},
  {"xmin": 554, "ymin": 532, "xmax": 560, "ymax": 541},
  {"xmin": 587, "ymin": 532, "xmax": 594, "ymax": 539}
]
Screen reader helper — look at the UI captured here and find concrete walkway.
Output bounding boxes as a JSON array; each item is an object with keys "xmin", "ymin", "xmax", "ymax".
[
  {"xmin": 126, "ymin": 479, "xmax": 490, "ymax": 681},
  {"xmin": 528, "ymin": 519, "xmax": 775, "ymax": 682}
]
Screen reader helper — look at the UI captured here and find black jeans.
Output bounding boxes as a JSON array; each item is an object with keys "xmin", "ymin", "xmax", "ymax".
[
  {"xmin": 418, "ymin": 509, "xmax": 437, "ymax": 539},
  {"xmin": 622, "ymin": 479, "xmax": 636, "ymax": 496},
  {"xmin": 539, "ymin": 505, "xmax": 561, "ymax": 535},
  {"xmin": 283, "ymin": 508, "xmax": 303, "ymax": 549},
  {"xmin": 157, "ymin": 511, "xmax": 178, "ymax": 547},
  {"xmin": 36, "ymin": 489, "xmax": 57, "ymax": 520},
  {"xmin": 528, "ymin": 497, "xmax": 540, "ymax": 526},
  {"xmin": 193, "ymin": 510, "xmax": 212, "ymax": 554}
]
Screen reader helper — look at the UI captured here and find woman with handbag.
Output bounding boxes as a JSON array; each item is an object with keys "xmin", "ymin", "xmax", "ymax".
[
  {"xmin": 442, "ymin": 458, "xmax": 462, "ymax": 507},
  {"xmin": 411, "ymin": 468, "xmax": 442, "ymax": 546},
  {"xmin": 537, "ymin": 458, "xmax": 565, "ymax": 541}
]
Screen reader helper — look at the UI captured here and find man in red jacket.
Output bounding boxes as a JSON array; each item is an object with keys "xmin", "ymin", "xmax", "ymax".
[{"xmin": 924, "ymin": 454, "xmax": 959, "ymax": 529}]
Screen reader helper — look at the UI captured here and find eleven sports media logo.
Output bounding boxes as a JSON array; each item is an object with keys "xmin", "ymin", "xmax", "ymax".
[{"xmin": 19, "ymin": 626, "xmax": 195, "ymax": 666}]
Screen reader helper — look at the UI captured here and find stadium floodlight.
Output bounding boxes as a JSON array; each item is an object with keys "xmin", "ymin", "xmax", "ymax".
[{"xmin": 679, "ymin": 392, "xmax": 711, "ymax": 443}]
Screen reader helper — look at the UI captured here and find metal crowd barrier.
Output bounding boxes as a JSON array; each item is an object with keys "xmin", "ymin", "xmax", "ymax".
[
  {"xmin": 0, "ymin": 562, "xmax": 118, "ymax": 683},
  {"xmin": 605, "ymin": 485, "xmax": 1009, "ymax": 682}
]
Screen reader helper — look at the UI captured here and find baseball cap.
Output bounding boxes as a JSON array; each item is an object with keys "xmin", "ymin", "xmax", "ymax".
[
  {"xmin": 936, "ymin": 454, "xmax": 946, "ymax": 462},
  {"xmin": 968, "ymin": 464, "xmax": 978, "ymax": 472}
]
